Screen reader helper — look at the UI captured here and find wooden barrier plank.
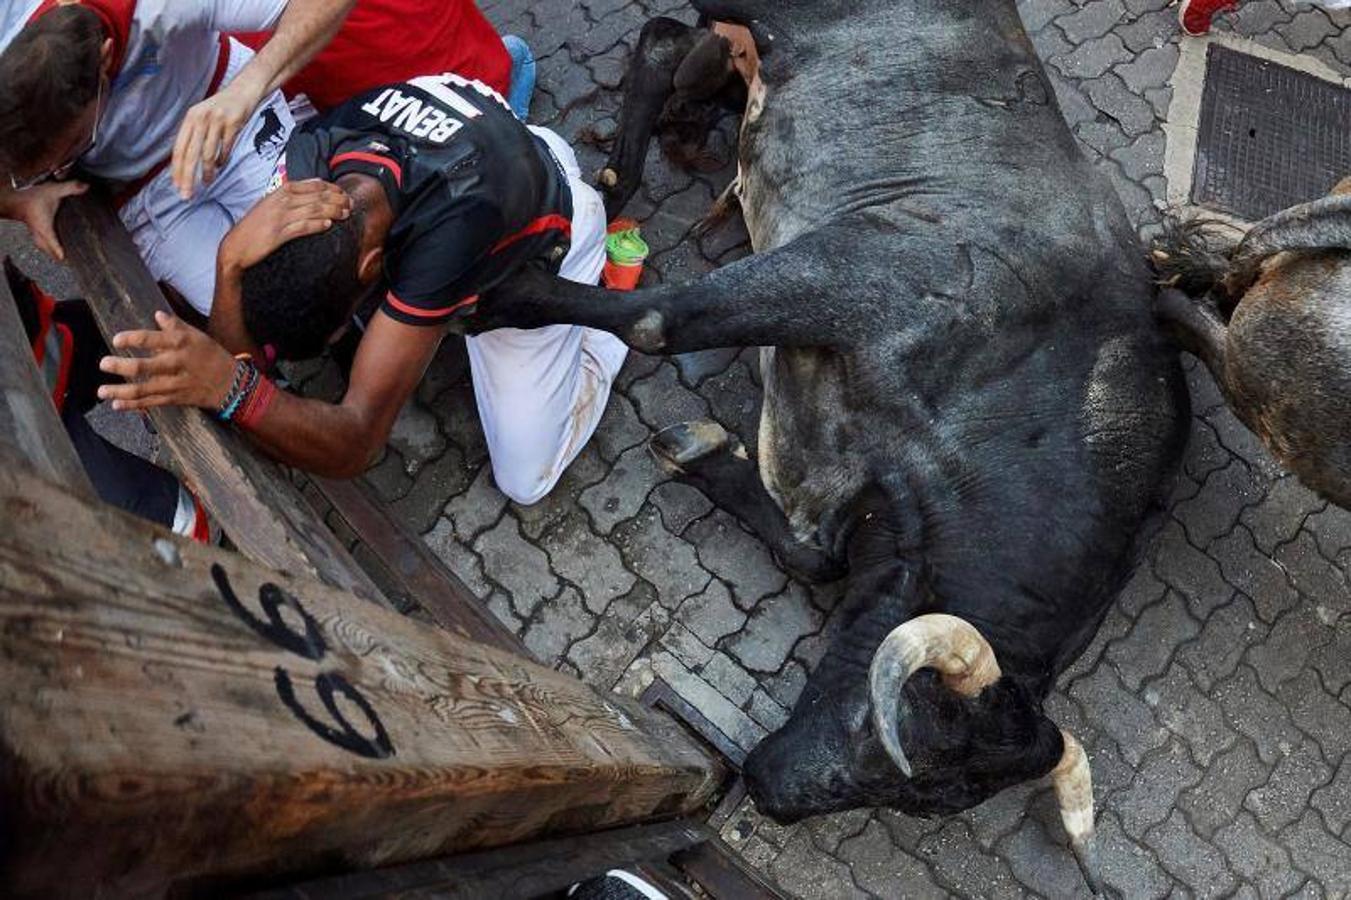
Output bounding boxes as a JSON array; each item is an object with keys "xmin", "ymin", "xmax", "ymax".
[
  {"xmin": 247, "ymin": 820, "xmax": 708, "ymax": 899},
  {"xmin": 312, "ymin": 475, "xmax": 526, "ymax": 654},
  {"xmin": 55, "ymin": 193, "xmax": 385, "ymax": 604},
  {"xmin": 0, "ymin": 264, "xmax": 95, "ymax": 498},
  {"xmin": 0, "ymin": 462, "xmax": 720, "ymax": 898}
]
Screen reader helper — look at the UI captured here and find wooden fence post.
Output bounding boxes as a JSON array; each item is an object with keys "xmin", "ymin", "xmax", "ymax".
[{"xmin": 0, "ymin": 460, "xmax": 720, "ymax": 898}]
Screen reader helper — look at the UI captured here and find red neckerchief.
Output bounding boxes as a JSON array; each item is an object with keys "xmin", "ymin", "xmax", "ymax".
[{"xmin": 28, "ymin": 0, "xmax": 136, "ymax": 76}]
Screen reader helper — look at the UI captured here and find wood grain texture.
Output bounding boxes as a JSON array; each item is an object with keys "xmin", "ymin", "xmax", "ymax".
[
  {"xmin": 0, "ymin": 467, "xmax": 719, "ymax": 898},
  {"xmin": 312, "ymin": 475, "xmax": 526, "ymax": 655},
  {"xmin": 0, "ymin": 265, "xmax": 95, "ymax": 497},
  {"xmin": 54, "ymin": 193, "xmax": 384, "ymax": 604}
]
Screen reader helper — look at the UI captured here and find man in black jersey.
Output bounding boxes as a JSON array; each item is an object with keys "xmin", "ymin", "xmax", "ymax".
[{"xmin": 97, "ymin": 72, "xmax": 625, "ymax": 504}]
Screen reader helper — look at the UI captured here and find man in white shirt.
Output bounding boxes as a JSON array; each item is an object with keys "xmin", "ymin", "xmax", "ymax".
[{"xmin": 0, "ymin": 0, "xmax": 357, "ymax": 315}]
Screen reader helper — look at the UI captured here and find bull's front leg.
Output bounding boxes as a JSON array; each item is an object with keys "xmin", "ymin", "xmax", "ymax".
[{"xmin": 471, "ymin": 223, "xmax": 870, "ymax": 353}]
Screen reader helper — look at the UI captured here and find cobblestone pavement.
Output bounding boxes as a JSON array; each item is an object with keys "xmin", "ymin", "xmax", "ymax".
[
  {"xmin": 9, "ymin": 0, "xmax": 1350, "ymax": 896},
  {"xmin": 353, "ymin": 0, "xmax": 1351, "ymax": 896}
]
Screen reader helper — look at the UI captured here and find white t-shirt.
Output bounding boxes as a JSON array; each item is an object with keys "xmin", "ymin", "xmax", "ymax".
[{"xmin": 1, "ymin": 0, "xmax": 288, "ymax": 181}]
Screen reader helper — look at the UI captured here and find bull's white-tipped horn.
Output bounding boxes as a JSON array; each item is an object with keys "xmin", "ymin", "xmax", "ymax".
[
  {"xmin": 867, "ymin": 613, "xmax": 1003, "ymax": 778},
  {"xmin": 1051, "ymin": 729, "xmax": 1103, "ymax": 896}
]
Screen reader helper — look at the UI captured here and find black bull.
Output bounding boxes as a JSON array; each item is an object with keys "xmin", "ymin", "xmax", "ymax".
[{"xmin": 463, "ymin": 0, "xmax": 1189, "ymax": 887}]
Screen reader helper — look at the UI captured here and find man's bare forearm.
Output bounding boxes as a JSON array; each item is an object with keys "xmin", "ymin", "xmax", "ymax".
[
  {"xmin": 233, "ymin": 0, "xmax": 358, "ymax": 100},
  {"xmin": 242, "ymin": 388, "xmax": 383, "ymax": 479}
]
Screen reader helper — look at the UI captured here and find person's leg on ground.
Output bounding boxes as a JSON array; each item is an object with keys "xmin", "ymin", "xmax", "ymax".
[
  {"xmin": 502, "ymin": 34, "xmax": 537, "ymax": 120},
  {"xmin": 465, "ymin": 127, "xmax": 627, "ymax": 504}
]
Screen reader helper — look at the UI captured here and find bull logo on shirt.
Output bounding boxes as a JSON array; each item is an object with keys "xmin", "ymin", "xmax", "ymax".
[{"xmin": 254, "ymin": 108, "xmax": 288, "ymax": 160}]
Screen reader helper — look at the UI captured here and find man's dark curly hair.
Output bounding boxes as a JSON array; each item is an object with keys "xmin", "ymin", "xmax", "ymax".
[
  {"xmin": 0, "ymin": 6, "xmax": 105, "ymax": 173},
  {"xmin": 241, "ymin": 208, "xmax": 367, "ymax": 361}
]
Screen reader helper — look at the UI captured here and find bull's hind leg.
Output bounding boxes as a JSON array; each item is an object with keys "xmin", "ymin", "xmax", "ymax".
[
  {"xmin": 597, "ymin": 18, "xmax": 708, "ymax": 218},
  {"xmin": 652, "ymin": 420, "xmax": 844, "ymax": 583}
]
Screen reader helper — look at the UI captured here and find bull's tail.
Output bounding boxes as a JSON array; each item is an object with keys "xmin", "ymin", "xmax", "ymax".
[{"xmin": 1151, "ymin": 213, "xmax": 1241, "ymax": 301}]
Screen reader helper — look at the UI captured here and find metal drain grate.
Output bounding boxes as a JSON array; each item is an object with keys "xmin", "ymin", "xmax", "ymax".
[{"xmin": 1192, "ymin": 44, "xmax": 1351, "ymax": 221}]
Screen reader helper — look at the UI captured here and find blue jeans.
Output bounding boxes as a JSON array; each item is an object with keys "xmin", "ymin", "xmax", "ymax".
[{"xmin": 502, "ymin": 34, "xmax": 536, "ymax": 121}]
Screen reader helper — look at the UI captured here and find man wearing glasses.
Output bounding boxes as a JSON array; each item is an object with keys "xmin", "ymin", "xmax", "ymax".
[{"xmin": 0, "ymin": 0, "xmax": 359, "ymax": 317}]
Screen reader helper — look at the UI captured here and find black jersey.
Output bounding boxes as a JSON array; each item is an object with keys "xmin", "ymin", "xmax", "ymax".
[{"xmin": 280, "ymin": 72, "xmax": 573, "ymax": 326}]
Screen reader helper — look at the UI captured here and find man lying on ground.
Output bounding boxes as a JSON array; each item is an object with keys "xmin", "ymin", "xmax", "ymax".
[{"xmin": 97, "ymin": 72, "xmax": 625, "ymax": 505}]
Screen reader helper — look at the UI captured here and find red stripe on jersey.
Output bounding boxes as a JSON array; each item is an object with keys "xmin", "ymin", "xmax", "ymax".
[
  {"xmin": 491, "ymin": 214, "xmax": 572, "ymax": 255},
  {"xmin": 330, "ymin": 151, "xmax": 403, "ymax": 187},
  {"xmin": 30, "ymin": 0, "xmax": 137, "ymax": 76},
  {"xmin": 385, "ymin": 291, "xmax": 478, "ymax": 320}
]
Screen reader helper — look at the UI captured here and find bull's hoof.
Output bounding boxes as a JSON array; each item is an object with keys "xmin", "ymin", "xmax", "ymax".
[{"xmin": 650, "ymin": 420, "xmax": 741, "ymax": 474}]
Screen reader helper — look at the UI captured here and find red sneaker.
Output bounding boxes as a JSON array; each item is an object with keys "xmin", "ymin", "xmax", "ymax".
[{"xmin": 1178, "ymin": 0, "xmax": 1238, "ymax": 36}]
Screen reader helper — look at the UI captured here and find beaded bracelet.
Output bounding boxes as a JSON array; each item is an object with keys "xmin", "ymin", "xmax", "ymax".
[{"xmin": 217, "ymin": 359, "xmax": 259, "ymax": 423}]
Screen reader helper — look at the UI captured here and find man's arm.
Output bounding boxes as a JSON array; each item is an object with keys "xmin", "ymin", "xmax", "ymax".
[
  {"xmin": 99, "ymin": 310, "xmax": 445, "ymax": 480},
  {"xmin": 171, "ymin": 0, "xmax": 358, "ymax": 199}
]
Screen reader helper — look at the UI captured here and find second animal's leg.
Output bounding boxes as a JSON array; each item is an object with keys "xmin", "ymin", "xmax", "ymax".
[
  {"xmin": 651, "ymin": 419, "xmax": 844, "ymax": 582},
  {"xmin": 598, "ymin": 17, "xmax": 719, "ymax": 218}
]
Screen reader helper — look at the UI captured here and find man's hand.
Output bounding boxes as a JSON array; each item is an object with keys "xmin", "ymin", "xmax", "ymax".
[
  {"xmin": 98, "ymin": 311, "xmax": 238, "ymax": 412},
  {"xmin": 0, "ymin": 180, "xmax": 89, "ymax": 261},
  {"xmin": 170, "ymin": 81, "xmax": 262, "ymax": 199},
  {"xmin": 219, "ymin": 178, "xmax": 351, "ymax": 273}
]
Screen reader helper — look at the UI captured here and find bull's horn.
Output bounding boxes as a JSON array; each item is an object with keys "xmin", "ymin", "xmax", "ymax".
[
  {"xmin": 597, "ymin": 167, "xmax": 619, "ymax": 188},
  {"xmin": 1050, "ymin": 729, "xmax": 1103, "ymax": 896},
  {"xmin": 867, "ymin": 614, "xmax": 1002, "ymax": 777}
]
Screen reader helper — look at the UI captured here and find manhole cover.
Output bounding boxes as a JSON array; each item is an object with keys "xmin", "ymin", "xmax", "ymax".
[{"xmin": 1192, "ymin": 44, "xmax": 1351, "ymax": 220}]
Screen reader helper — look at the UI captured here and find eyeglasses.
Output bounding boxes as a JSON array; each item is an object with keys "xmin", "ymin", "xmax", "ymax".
[{"xmin": 8, "ymin": 77, "xmax": 103, "ymax": 191}]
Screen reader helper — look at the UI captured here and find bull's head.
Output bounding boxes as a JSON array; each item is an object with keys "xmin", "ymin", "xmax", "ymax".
[
  {"xmin": 744, "ymin": 610, "xmax": 1100, "ymax": 891},
  {"xmin": 1156, "ymin": 186, "xmax": 1351, "ymax": 508}
]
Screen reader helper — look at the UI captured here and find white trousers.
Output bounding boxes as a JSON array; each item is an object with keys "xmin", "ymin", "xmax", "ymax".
[
  {"xmin": 466, "ymin": 126, "xmax": 628, "ymax": 505},
  {"xmin": 119, "ymin": 38, "xmax": 294, "ymax": 316}
]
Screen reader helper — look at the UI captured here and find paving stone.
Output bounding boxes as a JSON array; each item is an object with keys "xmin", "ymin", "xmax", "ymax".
[
  {"xmin": 1230, "ymin": 0, "xmax": 1296, "ymax": 36},
  {"xmin": 1241, "ymin": 476, "xmax": 1326, "ymax": 555},
  {"xmin": 1153, "ymin": 521, "xmax": 1232, "ymax": 619},
  {"xmin": 1114, "ymin": 741, "xmax": 1204, "ymax": 840},
  {"xmin": 747, "ymin": 687, "xmax": 789, "ymax": 732},
  {"xmin": 1143, "ymin": 85, "xmax": 1173, "ymax": 120},
  {"xmin": 1111, "ymin": 128, "xmax": 1167, "ymax": 182},
  {"xmin": 389, "ymin": 444, "xmax": 472, "ymax": 534},
  {"xmin": 1070, "ymin": 663, "xmax": 1168, "ymax": 766},
  {"xmin": 523, "ymin": 586, "xmax": 595, "ymax": 666},
  {"xmin": 1245, "ymin": 740, "xmax": 1333, "ymax": 833},
  {"xmin": 767, "ymin": 829, "xmax": 866, "ymax": 900},
  {"xmin": 1143, "ymin": 809, "xmax": 1238, "ymax": 899},
  {"xmin": 365, "ymin": 447, "xmax": 413, "ymax": 502},
  {"xmin": 1017, "ymin": 0, "xmax": 1077, "ymax": 34},
  {"xmin": 764, "ymin": 659, "xmax": 809, "ymax": 711},
  {"xmin": 836, "ymin": 818, "xmax": 946, "ymax": 899},
  {"xmin": 473, "ymin": 516, "xmax": 560, "ymax": 618},
  {"xmin": 1052, "ymin": 32, "xmax": 1133, "ymax": 79},
  {"xmin": 672, "ymin": 348, "xmax": 741, "ymax": 389},
  {"xmin": 440, "ymin": 464, "xmax": 508, "ymax": 542},
  {"xmin": 1249, "ymin": 605, "xmax": 1337, "ymax": 694},
  {"xmin": 1214, "ymin": 666, "xmax": 1305, "ymax": 767},
  {"xmin": 485, "ymin": 590, "xmax": 524, "ymax": 635},
  {"xmin": 1095, "ymin": 812, "xmax": 1173, "ymax": 900},
  {"xmin": 422, "ymin": 517, "xmax": 492, "ymax": 597},
  {"xmin": 916, "ymin": 821, "xmax": 1030, "ymax": 900},
  {"xmin": 568, "ymin": 593, "xmax": 669, "ymax": 691},
  {"xmin": 538, "ymin": 510, "xmax": 636, "ymax": 614},
  {"xmin": 1276, "ymin": 8, "xmax": 1338, "ymax": 50},
  {"xmin": 387, "ymin": 401, "xmax": 447, "ymax": 474},
  {"xmin": 589, "ymin": 392, "xmax": 649, "ymax": 464},
  {"xmin": 685, "ymin": 510, "xmax": 787, "ymax": 610},
  {"xmin": 999, "ymin": 813, "xmax": 1096, "ymax": 898},
  {"xmin": 675, "ymin": 577, "xmax": 746, "ymax": 646},
  {"xmin": 649, "ymin": 480, "xmax": 713, "ymax": 535},
  {"xmin": 1107, "ymin": 590, "xmax": 1200, "ymax": 690},
  {"xmin": 1116, "ymin": 8, "xmax": 1180, "ymax": 53},
  {"xmin": 659, "ymin": 621, "xmax": 715, "ymax": 671},
  {"xmin": 1180, "ymin": 739, "xmax": 1274, "ymax": 840},
  {"xmin": 1274, "ymin": 529, "xmax": 1351, "ymax": 611},
  {"xmin": 1031, "ymin": 16, "xmax": 1076, "ymax": 62},
  {"xmin": 578, "ymin": 443, "xmax": 664, "ymax": 534},
  {"xmin": 628, "ymin": 362, "xmax": 711, "ymax": 431},
  {"xmin": 1076, "ymin": 117, "xmax": 1134, "ymax": 158},
  {"xmin": 1146, "ymin": 662, "xmax": 1236, "ymax": 767},
  {"xmin": 1210, "ymin": 526, "xmax": 1301, "ymax": 624},
  {"xmin": 651, "ymin": 650, "xmax": 765, "ymax": 752},
  {"xmin": 1308, "ymin": 617, "xmax": 1351, "ymax": 698},
  {"xmin": 512, "ymin": 445, "xmax": 611, "ymax": 542},
  {"xmin": 1212, "ymin": 811, "xmax": 1304, "ymax": 899},
  {"xmin": 1174, "ymin": 460, "xmax": 1266, "ymax": 549},
  {"xmin": 1311, "ymin": 756, "xmax": 1351, "ymax": 838},
  {"xmin": 1207, "ymin": 405, "xmax": 1285, "ymax": 483},
  {"xmin": 699, "ymin": 361, "xmax": 763, "ymax": 452},
  {"xmin": 1085, "ymin": 72, "xmax": 1159, "ymax": 136},
  {"xmin": 613, "ymin": 504, "xmax": 711, "ymax": 609},
  {"xmin": 1056, "ymin": 0, "xmax": 1127, "ymax": 44},
  {"xmin": 1115, "ymin": 43, "xmax": 1180, "ymax": 92},
  {"xmin": 1048, "ymin": 69, "xmax": 1100, "ymax": 126},
  {"xmin": 699, "ymin": 651, "xmax": 757, "ymax": 706},
  {"xmin": 1281, "ymin": 813, "xmax": 1351, "ymax": 892},
  {"xmin": 727, "ymin": 583, "xmax": 823, "ymax": 674},
  {"xmin": 1305, "ymin": 503, "xmax": 1351, "ymax": 562}
]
